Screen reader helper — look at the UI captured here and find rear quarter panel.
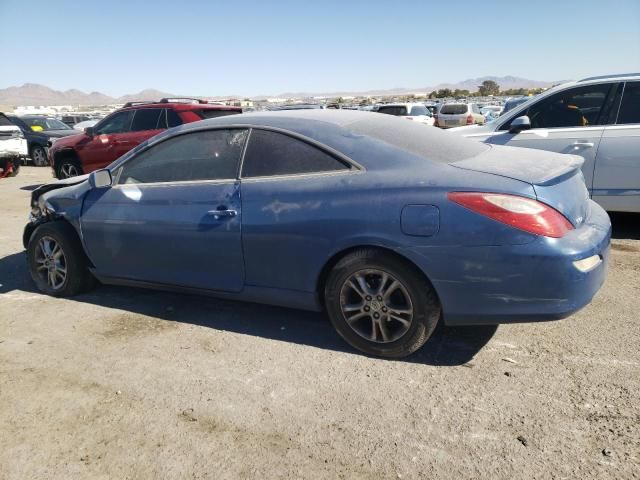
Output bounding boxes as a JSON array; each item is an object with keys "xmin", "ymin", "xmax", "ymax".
[{"xmin": 239, "ymin": 158, "xmax": 538, "ymax": 294}]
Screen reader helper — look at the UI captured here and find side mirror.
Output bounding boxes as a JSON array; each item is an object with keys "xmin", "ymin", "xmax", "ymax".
[
  {"xmin": 85, "ymin": 127, "xmax": 95, "ymax": 137},
  {"xmin": 509, "ymin": 115, "xmax": 531, "ymax": 134},
  {"xmin": 89, "ymin": 169, "xmax": 112, "ymax": 189}
]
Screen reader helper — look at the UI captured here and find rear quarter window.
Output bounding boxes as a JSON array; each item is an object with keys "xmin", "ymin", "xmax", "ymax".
[{"xmin": 242, "ymin": 129, "xmax": 350, "ymax": 178}]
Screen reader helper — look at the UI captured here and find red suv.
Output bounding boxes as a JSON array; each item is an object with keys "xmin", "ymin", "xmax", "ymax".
[{"xmin": 48, "ymin": 98, "xmax": 242, "ymax": 179}]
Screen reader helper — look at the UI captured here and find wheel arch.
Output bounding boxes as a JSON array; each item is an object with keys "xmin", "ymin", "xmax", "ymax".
[
  {"xmin": 52, "ymin": 148, "xmax": 80, "ymax": 176},
  {"xmin": 315, "ymin": 244, "xmax": 440, "ymax": 308},
  {"xmin": 23, "ymin": 218, "xmax": 94, "ymax": 268}
]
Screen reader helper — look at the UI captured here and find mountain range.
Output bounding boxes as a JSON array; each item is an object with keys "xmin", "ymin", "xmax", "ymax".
[{"xmin": 0, "ymin": 76, "xmax": 560, "ymax": 106}]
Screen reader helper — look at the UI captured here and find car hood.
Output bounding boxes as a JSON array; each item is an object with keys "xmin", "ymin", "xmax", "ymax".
[
  {"xmin": 50, "ymin": 132, "xmax": 88, "ymax": 148},
  {"xmin": 0, "ymin": 125, "xmax": 21, "ymax": 133},
  {"xmin": 44, "ymin": 129, "xmax": 80, "ymax": 138},
  {"xmin": 30, "ymin": 174, "xmax": 89, "ymax": 206}
]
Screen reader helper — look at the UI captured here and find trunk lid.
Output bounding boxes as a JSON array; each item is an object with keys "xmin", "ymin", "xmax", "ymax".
[{"xmin": 452, "ymin": 145, "xmax": 590, "ymax": 226}]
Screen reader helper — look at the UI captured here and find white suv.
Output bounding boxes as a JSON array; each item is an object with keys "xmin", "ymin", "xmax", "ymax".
[
  {"xmin": 450, "ymin": 73, "xmax": 640, "ymax": 213},
  {"xmin": 0, "ymin": 113, "xmax": 28, "ymax": 178},
  {"xmin": 376, "ymin": 103, "xmax": 435, "ymax": 126}
]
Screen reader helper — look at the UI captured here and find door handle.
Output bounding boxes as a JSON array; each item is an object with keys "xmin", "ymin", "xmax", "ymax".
[
  {"xmin": 208, "ymin": 208, "xmax": 237, "ymax": 220},
  {"xmin": 572, "ymin": 141, "xmax": 594, "ymax": 149}
]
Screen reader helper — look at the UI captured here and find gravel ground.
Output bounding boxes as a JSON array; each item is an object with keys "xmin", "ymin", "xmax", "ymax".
[{"xmin": 1, "ymin": 167, "xmax": 639, "ymax": 479}]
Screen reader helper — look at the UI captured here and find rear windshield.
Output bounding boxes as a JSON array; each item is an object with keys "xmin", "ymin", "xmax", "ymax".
[
  {"xmin": 195, "ymin": 109, "xmax": 242, "ymax": 120},
  {"xmin": 377, "ymin": 106, "xmax": 408, "ymax": 116},
  {"xmin": 348, "ymin": 114, "xmax": 489, "ymax": 163},
  {"xmin": 440, "ymin": 104, "xmax": 468, "ymax": 115}
]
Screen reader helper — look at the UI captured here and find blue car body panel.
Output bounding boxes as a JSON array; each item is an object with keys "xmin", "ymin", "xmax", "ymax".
[
  {"xmin": 26, "ymin": 110, "xmax": 612, "ymax": 325},
  {"xmin": 81, "ymin": 180, "xmax": 245, "ymax": 291}
]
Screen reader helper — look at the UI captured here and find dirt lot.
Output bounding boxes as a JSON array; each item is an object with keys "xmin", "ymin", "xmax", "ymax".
[{"xmin": 1, "ymin": 166, "xmax": 639, "ymax": 479}]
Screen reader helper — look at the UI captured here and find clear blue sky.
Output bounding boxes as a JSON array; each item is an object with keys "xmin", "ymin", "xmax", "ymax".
[{"xmin": 2, "ymin": 0, "xmax": 639, "ymax": 96}]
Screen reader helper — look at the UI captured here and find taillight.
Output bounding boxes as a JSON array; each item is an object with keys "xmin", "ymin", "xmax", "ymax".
[
  {"xmin": 448, "ymin": 192, "xmax": 574, "ymax": 238},
  {"xmin": 466, "ymin": 115, "xmax": 474, "ymax": 125}
]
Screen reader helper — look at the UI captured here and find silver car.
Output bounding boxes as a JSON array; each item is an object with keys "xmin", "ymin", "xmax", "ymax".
[
  {"xmin": 450, "ymin": 73, "xmax": 640, "ymax": 213},
  {"xmin": 435, "ymin": 103, "xmax": 485, "ymax": 128}
]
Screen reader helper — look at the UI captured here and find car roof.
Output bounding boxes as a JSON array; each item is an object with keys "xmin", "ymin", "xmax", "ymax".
[
  {"xmin": 378, "ymin": 103, "xmax": 424, "ymax": 107},
  {"xmin": 175, "ymin": 109, "xmax": 488, "ymax": 166},
  {"xmin": 577, "ymin": 72, "xmax": 640, "ymax": 83},
  {"xmin": 120, "ymin": 103, "xmax": 241, "ymax": 112}
]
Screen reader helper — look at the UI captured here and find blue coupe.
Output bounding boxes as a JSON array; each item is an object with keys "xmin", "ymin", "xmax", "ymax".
[{"xmin": 24, "ymin": 110, "xmax": 611, "ymax": 357}]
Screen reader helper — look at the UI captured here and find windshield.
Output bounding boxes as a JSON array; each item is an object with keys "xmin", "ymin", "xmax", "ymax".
[{"xmin": 21, "ymin": 117, "xmax": 71, "ymax": 131}]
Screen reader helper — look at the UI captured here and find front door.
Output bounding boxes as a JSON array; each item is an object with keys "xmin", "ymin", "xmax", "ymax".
[
  {"xmin": 81, "ymin": 128, "xmax": 249, "ymax": 292},
  {"xmin": 488, "ymin": 82, "xmax": 619, "ymax": 192}
]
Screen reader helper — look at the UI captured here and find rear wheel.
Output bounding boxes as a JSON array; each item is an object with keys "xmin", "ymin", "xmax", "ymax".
[
  {"xmin": 27, "ymin": 222, "xmax": 96, "ymax": 297},
  {"xmin": 57, "ymin": 158, "xmax": 83, "ymax": 179},
  {"xmin": 31, "ymin": 146, "xmax": 48, "ymax": 167},
  {"xmin": 324, "ymin": 249, "xmax": 440, "ymax": 358}
]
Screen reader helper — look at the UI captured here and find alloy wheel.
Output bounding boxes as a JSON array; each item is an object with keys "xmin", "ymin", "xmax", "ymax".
[
  {"xmin": 34, "ymin": 236, "xmax": 67, "ymax": 290},
  {"xmin": 60, "ymin": 163, "xmax": 79, "ymax": 178},
  {"xmin": 32, "ymin": 148, "xmax": 47, "ymax": 166},
  {"xmin": 339, "ymin": 269, "xmax": 414, "ymax": 343}
]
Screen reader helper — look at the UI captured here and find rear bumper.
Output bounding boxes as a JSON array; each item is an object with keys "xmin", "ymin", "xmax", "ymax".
[{"xmin": 401, "ymin": 200, "xmax": 611, "ymax": 326}]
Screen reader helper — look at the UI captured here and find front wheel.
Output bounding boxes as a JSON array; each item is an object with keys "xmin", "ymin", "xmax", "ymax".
[
  {"xmin": 31, "ymin": 146, "xmax": 48, "ymax": 167},
  {"xmin": 324, "ymin": 249, "xmax": 440, "ymax": 358},
  {"xmin": 57, "ymin": 158, "xmax": 83, "ymax": 179},
  {"xmin": 27, "ymin": 221, "xmax": 96, "ymax": 297}
]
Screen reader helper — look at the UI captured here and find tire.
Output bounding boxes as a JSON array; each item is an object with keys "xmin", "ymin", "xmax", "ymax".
[
  {"xmin": 57, "ymin": 158, "xmax": 83, "ymax": 179},
  {"xmin": 8, "ymin": 159, "xmax": 20, "ymax": 177},
  {"xmin": 324, "ymin": 249, "xmax": 440, "ymax": 358},
  {"xmin": 27, "ymin": 221, "xmax": 97, "ymax": 297},
  {"xmin": 31, "ymin": 146, "xmax": 48, "ymax": 167}
]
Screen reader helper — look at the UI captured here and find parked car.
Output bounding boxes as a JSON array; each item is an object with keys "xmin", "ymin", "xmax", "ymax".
[
  {"xmin": 48, "ymin": 98, "xmax": 242, "ymax": 179},
  {"xmin": 0, "ymin": 113, "xmax": 28, "ymax": 178},
  {"xmin": 500, "ymin": 96, "xmax": 532, "ymax": 115},
  {"xmin": 60, "ymin": 114, "xmax": 92, "ymax": 128},
  {"xmin": 377, "ymin": 103, "xmax": 435, "ymax": 126},
  {"xmin": 434, "ymin": 103, "xmax": 485, "ymax": 128},
  {"xmin": 25, "ymin": 110, "xmax": 610, "ymax": 358},
  {"xmin": 8, "ymin": 115, "xmax": 78, "ymax": 166},
  {"xmin": 449, "ymin": 73, "xmax": 640, "ymax": 213}
]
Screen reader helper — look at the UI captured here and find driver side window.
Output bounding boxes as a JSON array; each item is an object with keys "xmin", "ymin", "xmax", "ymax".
[
  {"xmin": 95, "ymin": 110, "xmax": 135, "ymax": 135},
  {"xmin": 500, "ymin": 83, "xmax": 614, "ymax": 130},
  {"xmin": 117, "ymin": 129, "xmax": 249, "ymax": 184}
]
